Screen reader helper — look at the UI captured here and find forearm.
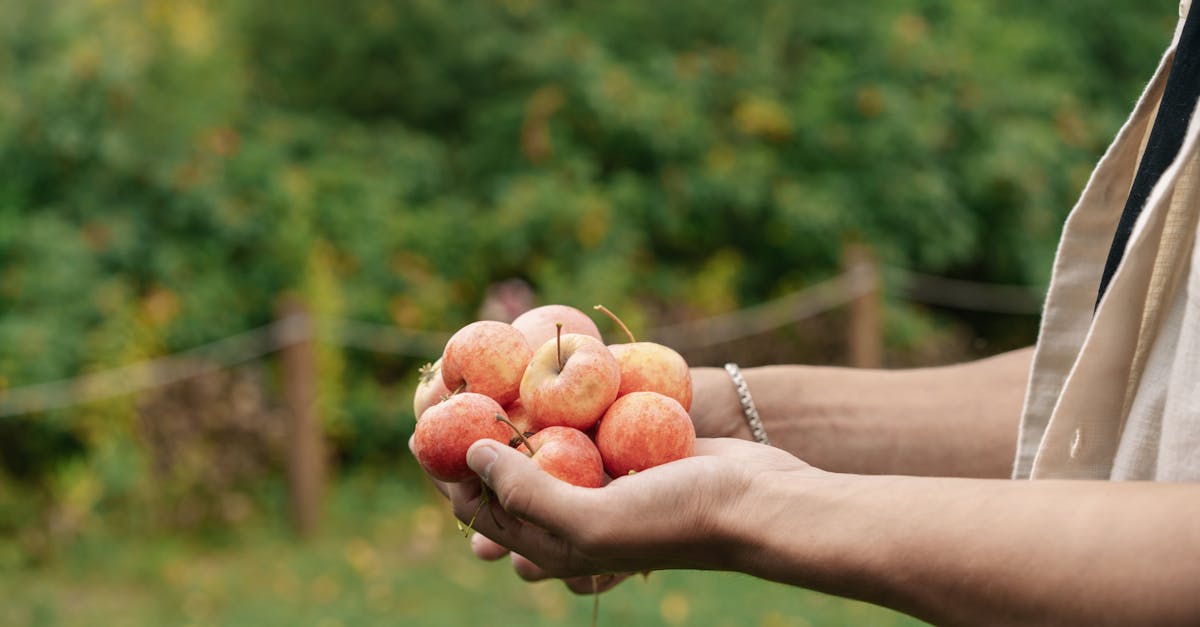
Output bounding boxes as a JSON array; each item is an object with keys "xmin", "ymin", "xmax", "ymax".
[
  {"xmin": 696, "ymin": 348, "xmax": 1031, "ymax": 477},
  {"xmin": 729, "ymin": 472, "xmax": 1200, "ymax": 626}
]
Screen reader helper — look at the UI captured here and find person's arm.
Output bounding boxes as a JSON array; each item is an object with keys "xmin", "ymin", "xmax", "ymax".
[
  {"xmin": 740, "ymin": 465, "xmax": 1200, "ymax": 626},
  {"xmin": 444, "ymin": 346, "xmax": 1033, "ymax": 580},
  {"xmin": 451, "ymin": 437, "xmax": 1200, "ymax": 626},
  {"xmin": 690, "ymin": 346, "xmax": 1032, "ymax": 478}
]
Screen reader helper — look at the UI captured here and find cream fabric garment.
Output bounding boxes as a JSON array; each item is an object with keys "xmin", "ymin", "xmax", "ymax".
[{"xmin": 1014, "ymin": 0, "xmax": 1200, "ymax": 480}]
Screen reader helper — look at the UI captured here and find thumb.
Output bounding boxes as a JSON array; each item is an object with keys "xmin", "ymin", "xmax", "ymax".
[
  {"xmin": 465, "ymin": 439, "xmax": 507, "ymax": 486},
  {"xmin": 465, "ymin": 440, "xmax": 587, "ymax": 534}
]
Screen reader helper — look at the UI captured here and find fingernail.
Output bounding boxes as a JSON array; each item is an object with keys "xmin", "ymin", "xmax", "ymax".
[{"xmin": 467, "ymin": 443, "xmax": 499, "ymax": 483}]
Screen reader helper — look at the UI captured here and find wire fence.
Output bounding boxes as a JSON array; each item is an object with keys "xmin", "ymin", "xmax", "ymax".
[
  {"xmin": 890, "ymin": 268, "xmax": 1045, "ymax": 315},
  {"xmin": 0, "ymin": 265, "xmax": 1045, "ymax": 418}
]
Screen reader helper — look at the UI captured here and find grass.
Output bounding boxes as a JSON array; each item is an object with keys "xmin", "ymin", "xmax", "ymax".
[{"xmin": 0, "ymin": 462, "xmax": 927, "ymax": 627}]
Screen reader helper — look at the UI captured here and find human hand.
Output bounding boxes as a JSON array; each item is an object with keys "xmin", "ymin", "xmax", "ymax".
[
  {"xmin": 407, "ymin": 433, "xmax": 618, "ymax": 593},
  {"xmin": 412, "ymin": 368, "xmax": 753, "ymax": 586},
  {"xmin": 447, "ymin": 437, "xmax": 811, "ymax": 580},
  {"xmin": 688, "ymin": 367, "xmax": 754, "ymax": 440},
  {"xmin": 469, "ymin": 531, "xmax": 632, "ymax": 594}
]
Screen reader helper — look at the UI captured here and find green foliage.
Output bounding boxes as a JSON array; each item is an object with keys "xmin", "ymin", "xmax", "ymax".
[{"xmin": 0, "ymin": 0, "xmax": 1176, "ymax": 531}]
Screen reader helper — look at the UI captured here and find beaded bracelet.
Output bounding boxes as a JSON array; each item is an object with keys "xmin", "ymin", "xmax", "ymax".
[{"xmin": 723, "ymin": 363, "xmax": 771, "ymax": 446}]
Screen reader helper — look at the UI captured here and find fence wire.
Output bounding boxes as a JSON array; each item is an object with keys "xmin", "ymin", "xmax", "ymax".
[
  {"xmin": 0, "ymin": 267, "xmax": 1045, "ymax": 418},
  {"xmin": 0, "ymin": 316, "xmax": 308, "ymax": 418}
]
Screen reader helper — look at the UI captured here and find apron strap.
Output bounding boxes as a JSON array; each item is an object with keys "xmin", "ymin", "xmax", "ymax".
[{"xmin": 1097, "ymin": 4, "xmax": 1200, "ymax": 307}]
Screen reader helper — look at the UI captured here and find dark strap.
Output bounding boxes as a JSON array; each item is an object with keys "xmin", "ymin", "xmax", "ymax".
[{"xmin": 1097, "ymin": 7, "xmax": 1200, "ymax": 308}]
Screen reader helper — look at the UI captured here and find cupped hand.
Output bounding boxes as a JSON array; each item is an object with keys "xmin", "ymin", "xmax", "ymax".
[
  {"xmin": 409, "ymin": 434, "xmax": 609, "ymax": 592},
  {"xmin": 470, "ymin": 531, "xmax": 631, "ymax": 594},
  {"xmin": 410, "ymin": 432, "xmax": 643, "ymax": 593},
  {"xmin": 447, "ymin": 437, "xmax": 810, "ymax": 580}
]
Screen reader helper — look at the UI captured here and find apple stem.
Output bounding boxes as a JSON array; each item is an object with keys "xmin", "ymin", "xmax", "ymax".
[
  {"xmin": 556, "ymin": 322, "xmax": 564, "ymax": 372},
  {"xmin": 439, "ymin": 382, "xmax": 466, "ymax": 404},
  {"xmin": 591, "ymin": 575, "xmax": 600, "ymax": 627},
  {"xmin": 593, "ymin": 304, "xmax": 636, "ymax": 343},
  {"xmin": 459, "ymin": 488, "xmax": 490, "ymax": 538},
  {"xmin": 495, "ymin": 413, "xmax": 538, "ymax": 455}
]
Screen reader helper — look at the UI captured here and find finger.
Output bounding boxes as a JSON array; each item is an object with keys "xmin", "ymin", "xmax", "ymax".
[
  {"xmin": 465, "ymin": 440, "xmax": 593, "ymax": 534},
  {"xmin": 511, "ymin": 551, "xmax": 550, "ymax": 581},
  {"xmin": 692, "ymin": 436, "xmax": 786, "ymax": 457},
  {"xmin": 693, "ymin": 437, "xmax": 759, "ymax": 456},
  {"xmin": 450, "ymin": 446, "xmax": 599, "ymax": 578},
  {"xmin": 471, "ymin": 532, "xmax": 510, "ymax": 561},
  {"xmin": 693, "ymin": 437, "xmax": 811, "ymax": 470},
  {"xmin": 510, "ymin": 553, "xmax": 627, "ymax": 595},
  {"xmin": 447, "ymin": 479, "xmax": 484, "ymax": 515},
  {"xmin": 562, "ymin": 573, "xmax": 629, "ymax": 596},
  {"xmin": 448, "ymin": 478, "xmax": 578, "ymax": 575}
]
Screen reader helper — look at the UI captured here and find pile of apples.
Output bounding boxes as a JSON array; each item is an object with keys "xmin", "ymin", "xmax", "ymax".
[{"xmin": 411, "ymin": 304, "xmax": 695, "ymax": 489}]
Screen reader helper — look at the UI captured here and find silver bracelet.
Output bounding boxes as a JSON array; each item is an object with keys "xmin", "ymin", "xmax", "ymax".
[{"xmin": 724, "ymin": 363, "xmax": 770, "ymax": 446}]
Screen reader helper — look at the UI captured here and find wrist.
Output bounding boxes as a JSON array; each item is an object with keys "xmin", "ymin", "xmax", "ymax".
[
  {"xmin": 725, "ymin": 466, "xmax": 881, "ymax": 592},
  {"xmin": 724, "ymin": 363, "xmax": 771, "ymax": 445},
  {"xmin": 688, "ymin": 367, "xmax": 756, "ymax": 440}
]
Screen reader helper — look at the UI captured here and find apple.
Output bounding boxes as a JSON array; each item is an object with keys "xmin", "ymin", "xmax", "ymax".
[
  {"xmin": 503, "ymin": 398, "xmax": 535, "ymax": 440},
  {"xmin": 411, "ymin": 393, "xmax": 514, "ymax": 483},
  {"xmin": 441, "ymin": 320, "xmax": 532, "ymax": 406},
  {"xmin": 512, "ymin": 426, "xmax": 605, "ymax": 488},
  {"xmin": 594, "ymin": 391, "xmax": 695, "ymax": 477},
  {"xmin": 594, "ymin": 305, "xmax": 692, "ymax": 410},
  {"xmin": 511, "ymin": 304, "xmax": 602, "ymax": 350},
  {"xmin": 520, "ymin": 331, "xmax": 620, "ymax": 432},
  {"xmin": 607, "ymin": 343, "xmax": 692, "ymax": 410},
  {"xmin": 413, "ymin": 357, "xmax": 451, "ymax": 421}
]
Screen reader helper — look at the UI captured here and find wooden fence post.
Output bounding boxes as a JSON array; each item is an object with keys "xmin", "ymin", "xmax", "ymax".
[
  {"xmin": 277, "ymin": 297, "xmax": 326, "ymax": 539},
  {"xmin": 844, "ymin": 244, "xmax": 883, "ymax": 368}
]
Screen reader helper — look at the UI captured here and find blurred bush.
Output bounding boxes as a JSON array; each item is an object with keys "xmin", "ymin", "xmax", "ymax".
[
  {"xmin": 0, "ymin": 0, "xmax": 1174, "ymax": 541},
  {"xmin": 136, "ymin": 364, "xmax": 286, "ymax": 530}
]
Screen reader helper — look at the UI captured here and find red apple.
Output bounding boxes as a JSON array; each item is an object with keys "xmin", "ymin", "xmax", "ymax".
[
  {"xmin": 608, "ymin": 343, "xmax": 693, "ymax": 411},
  {"xmin": 441, "ymin": 321, "xmax": 532, "ymax": 406},
  {"xmin": 592, "ymin": 304, "xmax": 692, "ymax": 409},
  {"xmin": 511, "ymin": 305, "xmax": 602, "ymax": 350},
  {"xmin": 515, "ymin": 426, "xmax": 605, "ymax": 488},
  {"xmin": 413, "ymin": 357, "xmax": 451, "ymax": 421},
  {"xmin": 520, "ymin": 332, "xmax": 620, "ymax": 431},
  {"xmin": 411, "ymin": 393, "xmax": 513, "ymax": 483},
  {"xmin": 503, "ymin": 399, "xmax": 535, "ymax": 438},
  {"xmin": 594, "ymin": 391, "xmax": 695, "ymax": 477}
]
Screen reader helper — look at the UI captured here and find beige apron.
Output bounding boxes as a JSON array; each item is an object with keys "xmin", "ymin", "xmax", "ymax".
[{"xmin": 1014, "ymin": 0, "xmax": 1200, "ymax": 480}]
